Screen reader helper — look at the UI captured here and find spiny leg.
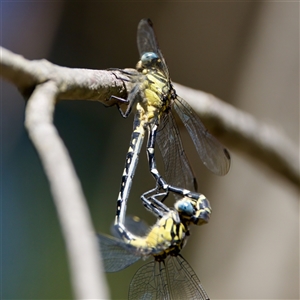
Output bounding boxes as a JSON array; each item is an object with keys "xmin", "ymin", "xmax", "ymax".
[
  {"xmin": 145, "ymin": 121, "xmax": 213, "ymax": 226},
  {"xmin": 146, "ymin": 123, "xmax": 206, "ymax": 201},
  {"xmin": 141, "ymin": 188, "xmax": 170, "ymax": 218},
  {"xmin": 109, "ymin": 69, "xmax": 141, "ymax": 118},
  {"xmin": 146, "ymin": 122, "xmax": 169, "ymax": 190}
]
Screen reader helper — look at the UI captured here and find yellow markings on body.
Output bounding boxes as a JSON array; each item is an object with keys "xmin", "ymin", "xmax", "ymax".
[
  {"xmin": 129, "ymin": 238, "xmax": 148, "ymax": 249},
  {"xmin": 132, "ymin": 216, "xmax": 141, "ymax": 223},
  {"xmin": 147, "ymin": 73, "xmax": 166, "ymax": 91},
  {"xmin": 144, "ymin": 89, "xmax": 161, "ymax": 107},
  {"xmin": 131, "ymin": 139, "xmax": 136, "ymax": 146},
  {"xmin": 145, "ymin": 226, "xmax": 172, "ymax": 250},
  {"xmin": 134, "ymin": 70, "xmax": 170, "ymax": 124},
  {"xmin": 126, "ymin": 211, "xmax": 186, "ymax": 257},
  {"xmin": 205, "ymin": 208, "xmax": 211, "ymax": 213},
  {"xmin": 134, "ymin": 126, "xmax": 144, "ymax": 134},
  {"xmin": 164, "ymin": 218, "xmax": 175, "ymax": 237},
  {"xmin": 128, "ymin": 145, "xmax": 134, "ymax": 152},
  {"xmin": 199, "ymin": 194, "xmax": 206, "ymax": 201},
  {"xmin": 148, "ymin": 147, "xmax": 154, "ymax": 154}
]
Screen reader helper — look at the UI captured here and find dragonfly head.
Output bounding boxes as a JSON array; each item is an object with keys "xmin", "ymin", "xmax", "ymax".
[
  {"xmin": 175, "ymin": 196, "xmax": 211, "ymax": 226},
  {"xmin": 140, "ymin": 52, "xmax": 159, "ymax": 67}
]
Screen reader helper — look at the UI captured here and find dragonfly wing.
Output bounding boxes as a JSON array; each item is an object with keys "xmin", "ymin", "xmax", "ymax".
[
  {"xmin": 98, "ymin": 233, "xmax": 141, "ymax": 272},
  {"xmin": 174, "ymin": 97, "xmax": 231, "ymax": 176},
  {"xmin": 137, "ymin": 18, "xmax": 170, "ymax": 79},
  {"xmin": 156, "ymin": 111, "xmax": 197, "ymax": 196},
  {"xmin": 129, "ymin": 256, "xmax": 209, "ymax": 300},
  {"xmin": 165, "ymin": 255, "xmax": 210, "ymax": 300},
  {"xmin": 129, "ymin": 260, "xmax": 170, "ymax": 300},
  {"xmin": 137, "ymin": 19, "xmax": 159, "ymax": 57}
]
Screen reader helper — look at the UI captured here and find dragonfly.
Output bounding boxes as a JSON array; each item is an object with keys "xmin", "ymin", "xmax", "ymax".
[
  {"xmin": 112, "ymin": 18, "xmax": 231, "ymax": 228},
  {"xmin": 98, "ymin": 190, "xmax": 211, "ymax": 299}
]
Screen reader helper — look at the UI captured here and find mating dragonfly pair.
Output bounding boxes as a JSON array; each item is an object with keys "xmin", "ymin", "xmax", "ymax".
[{"xmin": 98, "ymin": 19, "xmax": 230, "ymax": 299}]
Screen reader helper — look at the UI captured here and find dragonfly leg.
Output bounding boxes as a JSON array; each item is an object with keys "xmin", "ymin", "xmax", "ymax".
[
  {"xmin": 146, "ymin": 123, "xmax": 169, "ymax": 190},
  {"xmin": 110, "ymin": 73, "xmax": 142, "ymax": 118},
  {"xmin": 141, "ymin": 189, "xmax": 170, "ymax": 218},
  {"xmin": 147, "ymin": 123, "xmax": 203, "ymax": 201},
  {"xmin": 145, "ymin": 122, "xmax": 212, "ymax": 225},
  {"xmin": 141, "ymin": 194, "xmax": 165, "ymax": 218}
]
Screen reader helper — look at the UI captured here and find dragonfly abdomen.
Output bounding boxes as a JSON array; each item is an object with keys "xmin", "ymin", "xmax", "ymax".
[{"xmin": 115, "ymin": 116, "xmax": 145, "ymax": 226}]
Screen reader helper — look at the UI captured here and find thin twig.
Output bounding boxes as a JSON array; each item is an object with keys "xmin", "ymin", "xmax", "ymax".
[
  {"xmin": 1, "ymin": 46, "xmax": 131, "ymax": 103},
  {"xmin": 24, "ymin": 81, "xmax": 109, "ymax": 299}
]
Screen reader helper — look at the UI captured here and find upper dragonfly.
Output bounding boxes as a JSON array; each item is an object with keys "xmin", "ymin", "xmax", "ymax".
[{"xmin": 113, "ymin": 19, "xmax": 231, "ymax": 226}]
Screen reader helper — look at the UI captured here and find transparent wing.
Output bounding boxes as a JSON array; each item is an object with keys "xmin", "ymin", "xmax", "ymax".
[
  {"xmin": 137, "ymin": 18, "xmax": 169, "ymax": 79},
  {"xmin": 129, "ymin": 260, "xmax": 168, "ymax": 300},
  {"xmin": 137, "ymin": 18, "xmax": 159, "ymax": 57},
  {"xmin": 98, "ymin": 233, "xmax": 141, "ymax": 272},
  {"xmin": 156, "ymin": 111, "xmax": 197, "ymax": 196},
  {"xmin": 167, "ymin": 255, "xmax": 210, "ymax": 300},
  {"xmin": 129, "ymin": 255, "xmax": 210, "ymax": 300},
  {"xmin": 174, "ymin": 96, "xmax": 231, "ymax": 176}
]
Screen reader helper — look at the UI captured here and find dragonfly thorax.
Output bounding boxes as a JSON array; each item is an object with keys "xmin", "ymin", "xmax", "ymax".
[
  {"xmin": 123, "ymin": 209, "xmax": 188, "ymax": 258},
  {"xmin": 135, "ymin": 75, "xmax": 171, "ymax": 124}
]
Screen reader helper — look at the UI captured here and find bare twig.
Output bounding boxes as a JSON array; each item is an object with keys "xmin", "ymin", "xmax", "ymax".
[
  {"xmin": 1, "ymin": 46, "xmax": 132, "ymax": 104},
  {"xmin": 24, "ymin": 80, "xmax": 109, "ymax": 299}
]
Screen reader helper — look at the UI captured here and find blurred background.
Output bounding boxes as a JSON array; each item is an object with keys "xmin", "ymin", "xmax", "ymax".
[{"xmin": 1, "ymin": 2, "xmax": 299, "ymax": 299}]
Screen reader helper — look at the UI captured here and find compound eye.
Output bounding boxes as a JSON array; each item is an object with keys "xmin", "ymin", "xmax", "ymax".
[
  {"xmin": 175, "ymin": 200, "xmax": 194, "ymax": 216},
  {"xmin": 141, "ymin": 52, "xmax": 159, "ymax": 66}
]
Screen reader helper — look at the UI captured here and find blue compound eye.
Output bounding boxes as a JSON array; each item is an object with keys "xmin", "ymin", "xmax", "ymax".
[
  {"xmin": 175, "ymin": 200, "xmax": 194, "ymax": 216},
  {"xmin": 141, "ymin": 52, "xmax": 159, "ymax": 66}
]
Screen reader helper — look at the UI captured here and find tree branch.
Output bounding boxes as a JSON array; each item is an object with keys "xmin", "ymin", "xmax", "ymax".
[
  {"xmin": 1, "ymin": 46, "xmax": 131, "ymax": 104},
  {"xmin": 1, "ymin": 44, "xmax": 299, "ymax": 296},
  {"xmin": 2, "ymin": 45, "xmax": 299, "ymax": 186},
  {"xmin": 24, "ymin": 80, "xmax": 109, "ymax": 299}
]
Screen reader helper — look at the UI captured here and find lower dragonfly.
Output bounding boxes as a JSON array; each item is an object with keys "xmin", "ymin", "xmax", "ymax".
[{"xmin": 98, "ymin": 189, "xmax": 211, "ymax": 299}]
